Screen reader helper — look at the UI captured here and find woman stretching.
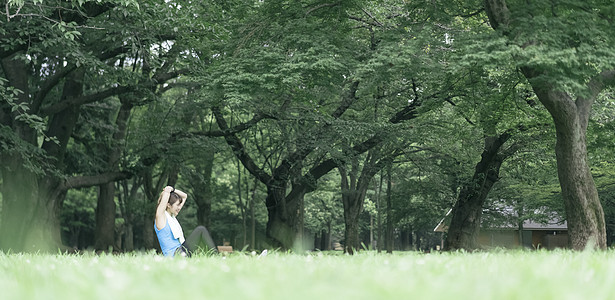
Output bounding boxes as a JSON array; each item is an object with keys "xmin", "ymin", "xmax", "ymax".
[{"xmin": 155, "ymin": 186, "xmax": 217, "ymax": 257}]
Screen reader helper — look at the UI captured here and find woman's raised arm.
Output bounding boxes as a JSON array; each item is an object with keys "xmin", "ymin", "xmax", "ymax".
[
  {"xmin": 173, "ymin": 188, "xmax": 188, "ymax": 211},
  {"xmin": 155, "ymin": 186, "xmax": 174, "ymax": 230}
]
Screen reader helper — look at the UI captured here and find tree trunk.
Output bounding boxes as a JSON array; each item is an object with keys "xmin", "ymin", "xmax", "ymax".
[
  {"xmin": 142, "ymin": 213, "xmax": 155, "ymax": 250},
  {"xmin": 416, "ymin": 231, "xmax": 422, "ymax": 251},
  {"xmin": 1, "ymin": 56, "xmax": 40, "ymax": 252},
  {"xmin": 385, "ymin": 167, "xmax": 394, "ymax": 253},
  {"xmin": 0, "ymin": 58, "xmax": 80, "ymax": 252},
  {"xmin": 124, "ymin": 225, "xmax": 134, "ymax": 251},
  {"xmin": 445, "ymin": 134, "xmax": 510, "ymax": 251},
  {"xmin": 196, "ymin": 202, "xmax": 213, "ymax": 229},
  {"xmin": 530, "ymin": 87, "xmax": 607, "ymax": 250},
  {"xmin": 517, "ymin": 204, "xmax": 524, "ymax": 248},
  {"xmin": 295, "ymin": 192, "xmax": 306, "ymax": 251},
  {"xmin": 250, "ymin": 178, "xmax": 257, "ymax": 250},
  {"xmin": 340, "ymin": 151, "xmax": 390, "ymax": 254},
  {"xmin": 94, "ymin": 97, "xmax": 133, "ymax": 252},
  {"xmin": 95, "ymin": 182, "xmax": 116, "ymax": 251},
  {"xmin": 340, "ymin": 167, "xmax": 368, "ymax": 255},
  {"xmin": 240, "ymin": 168, "xmax": 247, "ymax": 247},
  {"xmin": 343, "ymin": 210, "xmax": 362, "ymax": 254},
  {"xmin": 400, "ymin": 228, "xmax": 410, "ymax": 251},
  {"xmin": 377, "ymin": 173, "xmax": 383, "ymax": 252},
  {"xmin": 369, "ymin": 215, "xmax": 374, "ymax": 250},
  {"xmin": 142, "ymin": 168, "xmax": 167, "ymax": 250},
  {"xmin": 1, "ymin": 55, "xmax": 36, "ymax": 143},
  {"xmin": 187, "ymin": 150, "xmax": 214, "ymax": 228},
  {"xmin": 553, "ymin": 114, "xmax": 606, "ymax": 250},
  {"xmin": 119, "ymin": 178, "xmax": 140, "ymax": 252},
  {"xmin": 265, "ymin": 183, "xmax": 301, "ymax": 249},
  {"xmin": 0, "ymin": 160, "xmax": 64, "ymax": 252},
  {"xmin": 319, "ymin": 228, "xmax": 327, "ymax": 250}
]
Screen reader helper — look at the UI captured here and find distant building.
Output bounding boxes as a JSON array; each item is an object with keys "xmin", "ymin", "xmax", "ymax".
[{"xmin": 434, "ymin": 208, "xmax": 568, "ymax": 250}]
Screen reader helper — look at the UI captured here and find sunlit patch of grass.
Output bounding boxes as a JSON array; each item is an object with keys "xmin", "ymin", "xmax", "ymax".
[{"xmin": 2, "ymin": 249, "xmax": 615, "ymax": 299}]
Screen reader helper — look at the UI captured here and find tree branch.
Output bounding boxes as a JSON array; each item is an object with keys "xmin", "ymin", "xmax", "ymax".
[
  {"xmin": 153, "ymin": 68, "xmax": 190, "ymax": 84},
  {"xmin": 348, "ymin": 15, "xmax": 381, "ymax": 27},
  {"xmin": 271, "ymin": 81, "xmax": 359, "ymax": 182},
  {"xmin": 305, "ymin": 2, "xmax": 341, "ymax": 16},
  {"xmin": 32, "ymin": 65, "xmax": 78, "ymax": 113},
  {"xmin": 286, "ymin": 97, "xmax": 426, "ymax": 201},
  {"xmin": 457, "ymin": 9, "xmax": 485, "ymax": 18},
  {"xmin": 576, "ymin": 69, "xmax": 615, "ymax": 127},
  {"xmin": 39, "ymin": 85, "xmax": 133, "ymax": 116},
  {"xmin": 212, "ymin": 106, "xmax": 272, "ymax": 184},
  {"xmin": 39, "ymin": 64, "xmax": 188, "ymax": 117},
  {"xmin": 331, "ymin": 81, "xmax": 359, "ymax": 118},
  {"xmin": 61, "ymin": 171, "xmax": 131, "ymax": 190},
  {"xmin": 187, "ymin": 112, "xmax": 275, "ymax": 138}
]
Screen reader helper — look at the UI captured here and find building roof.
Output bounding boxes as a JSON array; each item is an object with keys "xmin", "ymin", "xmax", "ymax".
[
  {"xmin": 433, "ymin": 208, "xmax": 568, "ymax": 233},
  {"xmin": 519, "ymin": 219, "xmax": 567, "ymax": 230}
]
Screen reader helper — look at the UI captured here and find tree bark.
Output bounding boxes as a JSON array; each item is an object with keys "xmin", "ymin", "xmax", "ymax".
[
  {"xmin": 376, "ymin": 173, "xmax": 383, "ymax": 253},
  {"xmin": 400, "ymin": 228, "xmax": 411, "ymax": 251},
  {"xmin": 119, "ymin": 178, "xmax": 140, "ymax": 251},
  {"xmin": 264, "ymin": 183, "xmax": 297, "ymax": 249},
  {"xmin": 445, "ymin": 133, "xmax": 510, "ymax": 251},
  {"xmin": 385, "ymin": 166, "xmax": 394, "ymax": 253},
  {"xmin": 94, "ymin": 97, "xmax": 133, "ymax": 251},
  {"xmin": 95, "ymin": 183, "xmax": 116, "ymax": 251},
  {"xmin": 0, "ymin": 156, "xmax": 64, "ymax": 252},
  {"xmin": 528, "ymin": 84, "xmax": 607, "ymax": 249},
  {"xmin": 250, "ymin": 177, "xmax": 257, "ymax": 250},
  {"xmin": 339, "ymin": 152, "xmax": 388, "ymax": 254},
  {"xmin": 0, "ymin": 60, "xmax": 82, "ymax": 252},
  {"xmin": 142, "ymin": 168, "xmax": 166, "ymax": 250},
  {"xmin": 339, "ymin": 162, "xmax": 367, "ymax": 255},
  {"xmin": 188, "ymin": 150, "xmax": 215, "ymax": 228}
]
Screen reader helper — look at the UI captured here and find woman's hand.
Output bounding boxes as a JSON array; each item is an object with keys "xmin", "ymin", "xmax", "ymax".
[{"xmin": 163, "ymin": 186, "xmax": 174, "ymax": 193}]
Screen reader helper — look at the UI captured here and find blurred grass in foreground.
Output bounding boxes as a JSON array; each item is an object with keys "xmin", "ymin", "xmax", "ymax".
[{"xmin": 1, "ymin": 249, "xmax": 615, "ymax": 300}]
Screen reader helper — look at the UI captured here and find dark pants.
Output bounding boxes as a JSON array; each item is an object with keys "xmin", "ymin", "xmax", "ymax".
[{"xmin": 175, "ymin": 225, "xmax": 217, "ymax": 257}]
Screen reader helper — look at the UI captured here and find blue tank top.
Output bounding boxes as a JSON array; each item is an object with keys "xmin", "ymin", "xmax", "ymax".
[{"xmin": 154, "ymin": 219, "xmax": 181, "ymax": 256}]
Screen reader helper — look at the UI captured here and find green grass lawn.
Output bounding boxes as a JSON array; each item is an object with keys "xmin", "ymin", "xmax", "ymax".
[{"xmin": 1, "ymin": 249, "xmax": 614, "ymax": 300}]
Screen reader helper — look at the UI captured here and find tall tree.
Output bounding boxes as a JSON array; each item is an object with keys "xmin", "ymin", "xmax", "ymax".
[
  {"xmin": 206, "ymin": 1, "xmax": 364, "ymax": 249},
  {"xmin": 339, "ymin": 149, "xmax": 396, "ymax": 254},
  {"xmin": 94, "ymin": 95, "xmax": 134, "ymax": 251},
  {"xmin": 445, "ymin": 131, "xmax": 514, "ymax": 250},
  {"xmin": 0, "ymin": 0, "xmax": 204, "ymax": 252},
  {"xmin": 481, "ymin": 0, "xmax": 615, "ymax": 249},
  {"xmin": 206, "ymin": 0, "xmax": 455, "ymax": 250},
  {"xmin": 0, "ymin": 2, "xmax": 131, "ymax": 252},
  {"xmin": 443, "ymin": 71, "xmax": 535, "ymax": 250}
]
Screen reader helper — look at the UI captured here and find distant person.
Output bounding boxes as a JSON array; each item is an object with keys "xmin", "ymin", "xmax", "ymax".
[{"xmin": 154, "ymin": 185, "xmax": 217, "ymax": 257}]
